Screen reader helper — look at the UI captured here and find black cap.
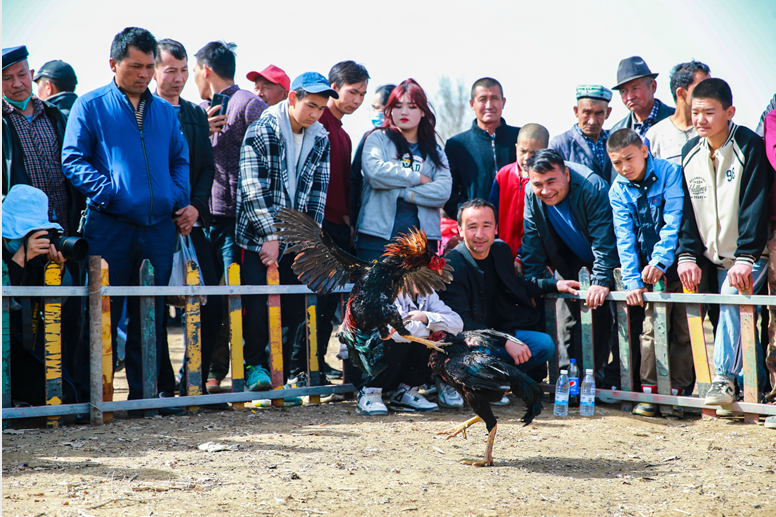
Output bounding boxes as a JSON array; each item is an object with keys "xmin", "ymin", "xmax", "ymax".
[
  {"xmin": 612, "ymin": 56, "xmax": 659, "ymax": 91},
  {"xmin": 2, "ymin": 45, "xmax": 28, "ymax": 70},
  {"xmin": 33, "ymin": 60, "xmax": 77, "ymax": 89}
]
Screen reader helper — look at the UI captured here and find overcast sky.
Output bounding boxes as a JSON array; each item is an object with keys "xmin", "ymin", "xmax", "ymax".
[{"xmin": 4, "ymin": 0, "xmax": 776, "ymax": 140}]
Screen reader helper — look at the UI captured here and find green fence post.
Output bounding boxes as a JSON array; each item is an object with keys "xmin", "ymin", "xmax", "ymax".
[{"xmin": 140, "ymin": 260, "xmax": 158, "ymax": 417}]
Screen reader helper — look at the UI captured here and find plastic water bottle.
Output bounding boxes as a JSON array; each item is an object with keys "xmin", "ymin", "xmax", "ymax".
[
  {"xmin": 554, "ymin": 370, "xmax": 569, "ymax": 417},
  {"xmin": 580, "ymin": 369, "xmax": 596, "ymax": 417},
  {"xmin": 568, "ymin": 359, "xmax": 579, "ymax": 407}
]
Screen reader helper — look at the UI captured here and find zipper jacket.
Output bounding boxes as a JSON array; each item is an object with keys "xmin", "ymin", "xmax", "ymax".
[
  {"xmin": 62, "ymin": 80, "xmax": 189, "ymax": 226},
  {"xmin": 609, "ymin": 155, "xmax": 684, "ymax": 290},
  {"xmin": 677, "ymin": 123, "xmax": 772, "ymax": 269}
]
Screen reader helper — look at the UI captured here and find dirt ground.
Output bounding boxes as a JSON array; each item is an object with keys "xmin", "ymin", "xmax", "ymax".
[{"xmin": 3, "ymin": 329, "xmax": 776, "ymax": 517}]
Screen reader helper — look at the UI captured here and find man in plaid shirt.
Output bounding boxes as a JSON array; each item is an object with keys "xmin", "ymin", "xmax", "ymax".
[{"xmin": 237, "ymin": 72, "xmax": 335, "ymax": 391}]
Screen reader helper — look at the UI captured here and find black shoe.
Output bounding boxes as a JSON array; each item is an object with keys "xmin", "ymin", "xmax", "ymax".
[
  {"xmin": 322, "ymin": 363, "xmax": 343, "ymax": 380},
  {"xmin": 158, "ymin": 391, "xmax": 186, "ymax": 416}
]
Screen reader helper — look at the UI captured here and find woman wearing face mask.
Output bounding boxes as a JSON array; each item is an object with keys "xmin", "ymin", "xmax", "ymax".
[
  {"xmin": 350, "ymin": 84, "xmax": 397, "ymax": 238},
  {"xmin": 355, "ymin": 78, "xmax": 452, "ymax": 262}
]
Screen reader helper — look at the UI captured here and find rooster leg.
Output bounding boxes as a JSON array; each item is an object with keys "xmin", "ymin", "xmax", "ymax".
[
  {"xmin": 403, "ymin": 334, "xmax": 448, "ymax": 352},
  {"xmin": 462, "ymin": 424, "xmax": 497, "ymax": 467},
  {"xmin": 437, "ymin": 415, "xmax": 483, "ymax": 439}
]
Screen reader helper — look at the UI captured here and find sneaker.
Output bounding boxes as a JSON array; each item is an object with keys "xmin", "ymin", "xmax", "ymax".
[
  {"xmin": 284, "ymin": 372, "xmax": 308, "ymax": 389},
  {"xmin": 357, "ymin": 388, "xmax": 388, "ymax": 415},
  {"xmin": 715, "ymin": 407, "xmax": 744, "ymax": 418},
  {"xmin": 436, "ymin": 380, "xmax": 464, "ymax": 408},
  {"xmin": 659, "ymin": 405, "xmax": 684, "ymax": 419},
  {"xmin": 632, "ymin": 402, "xmax": 657, "ymax": 417},
  {"xmin": 491, "ymin": 394, "xmax": 510, "ymax": 406},
  {"xmin": 387, "ymin": 384, "xmax": 438, "ymax": 412},
  {"xmin": 246, "ymin": 365, "xmax": 272, "ymax": 392},
  {"xmin": 705, "ymin": 375, "xmax": 736, "ymax": 405},
  {"xmin": 765, "ymin": 416, "xmax": 776, "ymax": 429},
  {"xmin": 206, "ymin": 378, "xmax": 223, "ymax": 394}
]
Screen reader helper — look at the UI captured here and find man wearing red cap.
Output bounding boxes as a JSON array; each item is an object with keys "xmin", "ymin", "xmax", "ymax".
[{"xmin": 247, "ymin": 65, "xmax": 289, "ymax": 107}]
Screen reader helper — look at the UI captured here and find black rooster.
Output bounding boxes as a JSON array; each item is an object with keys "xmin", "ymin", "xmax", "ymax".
[
  {"xmin": 272, "ymin": 208, "xmax": 453, "ymax": 358},
  {"xmin": 428, "ymin": 329, "xmax": 544, "ymax": 467}
]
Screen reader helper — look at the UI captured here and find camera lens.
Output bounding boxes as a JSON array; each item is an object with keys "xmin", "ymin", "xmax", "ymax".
[{"xmin": 58, "ymin": 236, "xmax": 89, "ymax": 262}]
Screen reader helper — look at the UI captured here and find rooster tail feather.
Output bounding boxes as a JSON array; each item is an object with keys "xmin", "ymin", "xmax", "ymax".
[{"xmin": 508, "ymin": 367, "xmax": 544, "ymax": 426}]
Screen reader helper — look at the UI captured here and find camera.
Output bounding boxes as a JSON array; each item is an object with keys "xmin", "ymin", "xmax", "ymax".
[{"xmin": 46, "ymin": 229, "xmax": 89, "ymax": 262}]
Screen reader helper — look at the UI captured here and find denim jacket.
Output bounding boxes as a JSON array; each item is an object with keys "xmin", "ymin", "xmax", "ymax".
[{"xmin": 608, "ymin": 155, "xmax": 684, "ymax": 290}]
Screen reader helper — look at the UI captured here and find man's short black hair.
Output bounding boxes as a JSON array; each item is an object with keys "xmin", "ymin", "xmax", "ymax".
[
  {"xmin": 470, "ymin": 77, "xmax": 503, "ymax": 100},
  {"xmin": 669, "ymin": 60, "xmax": 710, "ymax": 101},
  {"xmin": 195, "ymin": 41, "xmax": 236, "ymax": 81},
  {"xmin": 607, "ymin": 128, "xmax": 644, "ymax": 153},
  {"xmin": 110, "ymin": 27, "xmax": 157, "ymax": 62},
  {"xmin": 38, "ymin": 76, "xmax": 76, "ymax": 93},
  {"xmin": 328, "ymin": 60, "xmax": 370, "ymax": 88},
  {"xmin": 457, "ymin": 198, "xmax": 498, "ymax": 227},
  {"xmin": 692, "ymin": 77, "xmax": 733, "ymax": 110},
  {"xmin": 156, "ymin": 38, "xmax": 188, "ymax": 65},
  {"xmin": 526, "ymin": 149, "xmax": 566, "ymax": 174},
  {"xmin": 375, "ymin": 84, "xmax": 396, "ymax": 106}
]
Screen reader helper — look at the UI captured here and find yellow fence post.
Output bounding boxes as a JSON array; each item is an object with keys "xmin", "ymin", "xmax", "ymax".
[
  {"xmin": 267, "ymin": 264, "xmax": 284, "ymax": 407},
  {"xmin": 684, "ymin": 286, "xmax": 715, "ymax": 418},
  {"xmin": 44, "ymin": 261, "xmax": 63, "ymax": 429},
  {"xmin": 227, "ymin": 263, "xmax": 244, "ymax": 410},
  {"xmin": 185, "ymin": 261, "xmax": 203, "ymax": 415},
  {"xmin": 100, "ymin": 259, "xmax": 113, "ymax": 423},
  {"xmin": 739, "ymin": 288, "xmax": 759, "ymax": 424},
  {"xmin": 307, "ymin": 294, "xmax": 321, "ymax": 404}
]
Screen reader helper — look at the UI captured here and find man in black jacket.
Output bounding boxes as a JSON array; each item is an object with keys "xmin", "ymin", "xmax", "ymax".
[
  {"xmin": 33, "ymin": 60, "xmax": 78, "ymax": 119},
  {"xmin": 521, "ymin": 149, "xmax": 619, "ymax": 386},
  {"xmin": 153, "ymin": 39, "xmax": 222, "ymax": 398},
  {"xmin": 439, "ymin": 199, "xmax": 579, "ymax": 382},
  {"xmin": 443, "ymin": 78, "xmax": 520, "ymax": 217}
]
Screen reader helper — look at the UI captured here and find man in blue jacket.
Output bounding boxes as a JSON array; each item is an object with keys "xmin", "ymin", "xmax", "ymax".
[
  {"xmin": 549, "ymin": 85, "xmax": 615, "ymax": 184},
  {"xmin": 62, "ymin": 27, "xmax": 189, "ymax": 402},
  {"xmin": 521, "ymin": 149, "xmax": 620, "ymax": 388}
]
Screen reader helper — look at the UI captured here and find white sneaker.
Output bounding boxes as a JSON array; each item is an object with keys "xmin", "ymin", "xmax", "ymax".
[
  {"xmin": 436, "ymin": 380, "xmax": 464, "ymax": 408},
  {"xmin": 387, "ymin": 384, "xmax": 438, "ymax": 412},
  {"xmin": 357, "ymin": 388, "xmax": 388, "ymax": 416},
  {"xmin": 491, "ymin": 394, "xmax": 510, "ymax": 406},
  {"xmin": 705, "ymin": 375, "xmax": 736, "ymax": 405}
]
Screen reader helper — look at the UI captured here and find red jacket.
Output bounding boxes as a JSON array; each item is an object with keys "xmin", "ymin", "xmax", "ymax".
[
  {"xmin": 319, "ymin": 108, "xmax": 352, "ymax": 226},
  {"xmin": 488, "ymin": 162, "xmax": 529, "ymax": 259}
]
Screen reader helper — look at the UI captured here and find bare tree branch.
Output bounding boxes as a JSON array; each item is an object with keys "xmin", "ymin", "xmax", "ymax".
[{"xmin": 433, "ymin": 75, "xmax": 469, "ymax": 144}]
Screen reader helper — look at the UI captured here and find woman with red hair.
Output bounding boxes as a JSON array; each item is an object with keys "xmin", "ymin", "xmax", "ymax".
[{"xmin": 354, "ymin": 79, "xmax": 452, "ymax": 262}]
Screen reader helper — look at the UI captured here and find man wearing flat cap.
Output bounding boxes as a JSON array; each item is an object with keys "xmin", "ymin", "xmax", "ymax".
[
  {"xmin": 611, "ymin": 56, "xmax": 674, "ymax": 136},
  {"xmin": 2, "ymin": 46, "xmax": 84, "ymax": 236},
  {"xmin": 33, "ymin": 60, "xmax": 78, "ymax": 118},
  {"xmin": 549, "ymin": 85, "xmax": 615, "ymax": 184},
  {"xmin": 247, "ymin": 64, "xmax": 290, "ymax": 107}
]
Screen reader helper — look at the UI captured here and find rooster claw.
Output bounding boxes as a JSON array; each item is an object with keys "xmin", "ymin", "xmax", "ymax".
[
  {"xmin": 404, "ymin": 335, "xmax": 448, "ymax": 352},
  {"xmin": 461, "ymin": 459, "xmax": 493, "ymax": 467}
]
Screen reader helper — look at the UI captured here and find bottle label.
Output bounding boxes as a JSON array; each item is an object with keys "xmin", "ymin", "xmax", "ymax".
[
  {"xmin": 555, "ymin": 393, "xmax": 569, "ymax": 404},
  {"xmin": 569, "ymin": 378, "xmax": 579, "ymax": 396},
  {"xmin": 581, "ymin": 394, "xmax": 595, "ymax": 405}
]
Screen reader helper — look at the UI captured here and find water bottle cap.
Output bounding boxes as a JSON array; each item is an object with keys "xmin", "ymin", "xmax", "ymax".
[
  {"xmin": 560, "ymin": 370, "xmax": 568, "ymax": 375},
  {"xmin": 570, "ymin": 359, "xmax": 576, "ymax": 363},
  {"xmin": 586, "ymin": 369, "xmax": 593, "ymax": 374}
]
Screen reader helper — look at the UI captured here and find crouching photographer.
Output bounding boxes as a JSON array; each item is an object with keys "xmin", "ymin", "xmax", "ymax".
[{"xmin": 2, "ymin": 185, "xmax": 88, "ymax": 408}]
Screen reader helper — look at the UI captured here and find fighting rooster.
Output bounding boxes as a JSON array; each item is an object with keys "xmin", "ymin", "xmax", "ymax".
[
  {"xmin": 428, "ymin": 329, "xmax": 544, "ymax": 467},
  {"xmin": 272, "ymin": 207, "xmax": 453, "ymax": 357}
]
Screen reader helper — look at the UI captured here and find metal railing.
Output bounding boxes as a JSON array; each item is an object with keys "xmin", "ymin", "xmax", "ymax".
[
  {"xmin": 2, "ymin": 256, "xmax": 355, "ymax": 427},
  {"xmin": 544, "ymin": 267, "xmax": 776, "ymax": 423}
]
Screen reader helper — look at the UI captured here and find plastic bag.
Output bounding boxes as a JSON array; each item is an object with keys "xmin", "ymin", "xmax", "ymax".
[{"xmin": 166, "ymin": 234, "xmax": 207, "ymax": 307}]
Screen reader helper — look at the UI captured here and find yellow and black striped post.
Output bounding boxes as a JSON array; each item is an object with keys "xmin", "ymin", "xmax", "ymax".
[
  {"xmin": 227, "ymin": 263, "xmax": 244, "ymax": 410},
  {"xmin": 44, "ymin": 261, "xmax": 63, "ymax": 428},
  {"xmin": 185, "ymin": 261, "xmax": 203, "ymax": 415},
  {"xmin": 267, "ymin": 264, "xmax": 284, "ymax": 407}
]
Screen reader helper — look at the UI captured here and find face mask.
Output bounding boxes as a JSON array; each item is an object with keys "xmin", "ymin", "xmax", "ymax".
[
  {"xmin": 3, "ymin": 94, "xmax": 33, "ymax": 112},
  {"xmin": 371, "ymin": 111, "xmax": 384, "ymax": 128},
  {"xmin": 4, "ymin": 237, "xmax": 24, "ymax": 254}
]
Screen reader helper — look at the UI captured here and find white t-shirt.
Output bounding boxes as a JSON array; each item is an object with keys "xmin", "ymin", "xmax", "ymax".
[
  {"xmin": 292, "ymin": 130, "xmax": 305, "ymax": 169},
  {"xmin": 646, "ymin": 117, "xmax": 697, "ymax": 164}
]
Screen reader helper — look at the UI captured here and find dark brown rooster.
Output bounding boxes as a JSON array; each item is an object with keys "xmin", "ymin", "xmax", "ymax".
[
  {"xmin": 428, "ymin": 329, "xmax": 544, "ymax": 467},
  {"xmin": 272, "ymin": 208, "xmax": 453, "ymax": 358}
]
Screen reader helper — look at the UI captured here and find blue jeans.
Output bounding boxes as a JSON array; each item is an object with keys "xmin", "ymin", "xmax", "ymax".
[
  {"xmin": 715, "ymin": 258, "xmax": 767, "ymax": 382},
  {"xmin": 486, "ymin": 329, "xmax": 555, "ymax": 373},
  {"xmin": 83, "ymin": 209, "xmax": 176, "ymax": 399},
  {"xmin": 207, "ymin": 216, "xmax": 240, "ymax": 274}
]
